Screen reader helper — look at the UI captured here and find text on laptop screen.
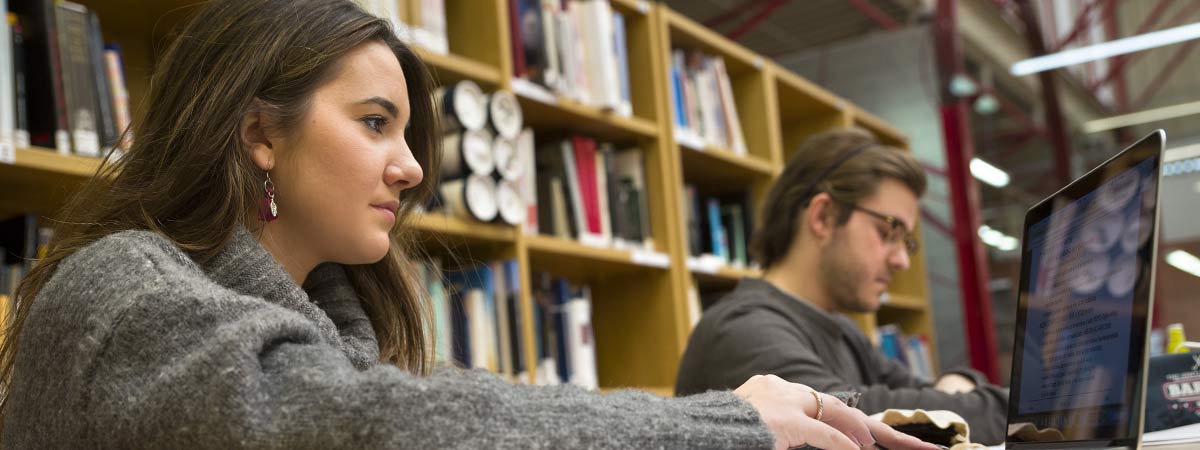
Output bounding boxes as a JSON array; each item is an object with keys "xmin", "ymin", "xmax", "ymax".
[{"xmin": 1015, "ymin": 155, "xmax": 1159, "ymax": 438}]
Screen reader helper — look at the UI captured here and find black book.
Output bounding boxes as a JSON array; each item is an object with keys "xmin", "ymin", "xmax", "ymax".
[
  {"xmin": 55, "ymin": 1, "xmax": 101, "ymax": 156},
  {"xmin": 11, "ymin": 13, "xmax": 30, "ymax": 147},
  {"xmin": 11, "ymin": 0, "xmax": 69, "ymax": 152}
]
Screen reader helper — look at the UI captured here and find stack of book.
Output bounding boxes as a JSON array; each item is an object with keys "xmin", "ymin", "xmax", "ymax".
[
  {"xmin": 529, "ymin": 271, "xmax": 597, "ymax": 389},
  {"xmin": 422, "ymin": 259, "xmax": 530, "ymax": 383},
  {"xmin": 0, "ymin": 214, "xmax": 52, "ymax": 312},
  {"xmin": 3, "ymin": 0, "xmax": 132, "ymax": 158},
  {"xmin": 876, "ymin": 324, "xmax": 936, "ymax": 382},
  {"xmin": 683, "ymin": 185, "xmax": 752, "ymax": 268},
  {"xmin": 669, "ymin": 48, "xmax": 745, "ymax": 154},
  {"xmin": 507, "ymin": 0, "xmax": 632, "ymax": 117},
  {"xmin": 533, "ymin": 135, "xmax": 652, "ymax": 250}
]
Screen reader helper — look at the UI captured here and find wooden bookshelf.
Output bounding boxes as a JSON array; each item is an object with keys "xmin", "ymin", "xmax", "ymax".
[
  {"xmin": 417, "ymin": 49, "xmax": 504, "ymax": 88},
  {"xmin": 1, "ymin": 0, "xmax": 937, "ymax": 390}
]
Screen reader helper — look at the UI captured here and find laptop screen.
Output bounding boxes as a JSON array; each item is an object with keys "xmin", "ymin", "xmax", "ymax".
[{"xmin": 1008, "ymin": 131, "xmax": 1164, "ymax": 446}]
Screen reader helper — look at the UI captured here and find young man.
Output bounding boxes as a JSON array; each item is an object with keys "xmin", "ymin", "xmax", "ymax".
[{"xmin": 675, "ymin": 128, "xmax": 1009, "ymax": 445}]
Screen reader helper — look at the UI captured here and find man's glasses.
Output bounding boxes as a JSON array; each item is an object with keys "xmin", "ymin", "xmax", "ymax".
[{"xmin": 847, "ymin": 204, "xmax": 919, "ymax": 256}]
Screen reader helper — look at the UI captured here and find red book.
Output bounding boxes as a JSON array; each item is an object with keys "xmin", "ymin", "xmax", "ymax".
[
  {"xmin": 508, "ymin": 0, "xmax": 527, "ymax": 77},
  {"xmin": 571, "ymin": 136, "xmax": 602, "ymax": 237}
]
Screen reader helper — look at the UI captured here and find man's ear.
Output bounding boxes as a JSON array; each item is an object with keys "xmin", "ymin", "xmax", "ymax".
[
  {"xmin": 240, "ymin": 102, "xmax": 276, "ymax": 171},
  {"xmin": 803, "ymin": 192, "xmax": 840, "ymax": 243}
]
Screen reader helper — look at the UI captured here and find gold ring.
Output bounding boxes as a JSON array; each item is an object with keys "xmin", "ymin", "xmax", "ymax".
[{"xmin": 810, "ymin": 390, "xmax": 823, "ymax": 421}]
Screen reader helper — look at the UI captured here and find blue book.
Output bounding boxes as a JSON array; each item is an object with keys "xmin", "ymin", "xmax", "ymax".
[
  {"xmin": 706, "ymin": 198, "xmax": 727, "ymax": 262},
  {"xmin": 552, "ymin": 277, "xmax": 573, "ymax": 383},
  {"xmin": 670, "ymin": 65, "xmax": 688, "ymax": 129},
  {"xmin": 446, "ymin": 263, "xmax": 497, "ymax": 369},
  {"xmin": 503, "ymin": 260, "xmax": 525, "ymax": 375}
]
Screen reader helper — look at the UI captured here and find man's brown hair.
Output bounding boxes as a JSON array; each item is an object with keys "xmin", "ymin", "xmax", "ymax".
[{"xmin": 750, "ymin": 128, "xmax": 927, "ymax": 269}]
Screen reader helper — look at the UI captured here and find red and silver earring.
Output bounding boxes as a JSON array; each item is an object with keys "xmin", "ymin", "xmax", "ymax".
[{"xmin": 259, "ymin": 172, "xmax": 278, "ymax": 222}]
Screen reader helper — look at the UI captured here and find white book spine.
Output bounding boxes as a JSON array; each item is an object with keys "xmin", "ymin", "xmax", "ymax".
[
  {"xmin": 563, "ymin": 295, "xmax": 597, "ymax": 390},
  {"xmin": 0, "ymin": 0, "xmax": 16, "ymax": 163}
]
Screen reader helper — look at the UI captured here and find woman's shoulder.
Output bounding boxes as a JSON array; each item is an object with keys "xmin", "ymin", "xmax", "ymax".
[
  {"xmin": 46, "ymin": 229, "xmax": 204, "ymax": 302},
  {"xmin": 66, "ymin": 229, "xmax": 197, "ymax": 273}
]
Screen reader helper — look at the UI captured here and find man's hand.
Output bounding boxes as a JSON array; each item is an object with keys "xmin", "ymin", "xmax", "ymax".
[{"xmin": 933, "ymin": 373, "xmax": 976, "ymax": 394}]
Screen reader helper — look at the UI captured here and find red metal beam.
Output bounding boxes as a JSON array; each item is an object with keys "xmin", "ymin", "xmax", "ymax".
[
  {"xmin": 1088, "ymin": 0, "xmax": 1177, "ymax": 93},
  {"xmin": 1050, "ymin": 0, "xmax": 1102, "ymax": 53},
  {"xmin": 934, "ymin": 0, "xmax": 1001, "ymax": 383},
  {"xmin": 727, "ymin": 0, "xmax": 789, "ymax": 41},
  {"xmin": 1131, "ymin": 40, "xmax": 1198, "ymax": 110},
  {"xmin": 1015, "ymin": 0, "xmax": 1072, "ymax": 186},
  {"xmin": 848, "ymin": 0, "xmax": 902, "ymax": 31},
  {"xmin": 1102, "ymin": 0, "xmax": 1129, "ymax": 113},
  {"xmin": 703, "ymin": 0, "xmax": 763, "ymax": 29}
]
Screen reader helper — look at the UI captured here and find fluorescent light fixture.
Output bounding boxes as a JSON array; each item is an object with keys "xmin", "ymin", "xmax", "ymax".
[
  {"xmin": 970, "ymin": 157, "xmax": 1011, "ymax": 188},
  {"xmin": 1083, "ymin": 99, "xmax": 1200, "ymax": 133},
  {"xmin": 1012, "ymin": 21, "xmax": 1200, "ymax": 76},
  {"xmin": 978, "ymin": 225, "xmax": 1020, "ymax": 252},
  {"xmin": 1166, "ymin": 250, "xmax": 1200, "ymax": 278}
]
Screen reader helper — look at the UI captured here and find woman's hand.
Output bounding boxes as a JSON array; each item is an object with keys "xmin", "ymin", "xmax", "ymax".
[{"xmin": 734, "ymin": 375, "xmax": 939, "ymax": 450}]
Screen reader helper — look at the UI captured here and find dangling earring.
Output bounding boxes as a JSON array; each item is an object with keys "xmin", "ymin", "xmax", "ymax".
[{"xmin": 259, "ymin": 172, "xmax": 279, "ymax": 222}]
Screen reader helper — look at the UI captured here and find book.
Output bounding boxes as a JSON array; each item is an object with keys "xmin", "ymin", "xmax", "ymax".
[
  {"xmin": 409, "ymin": 0, "xmax": 448, "ymax": 55},
  {"xmin": 103, "ymin": 45, "xmax": 130, "ymax": 150},
  {"xmin": 54, "ymin": 1, "xmax": 101, "ymax": 157},
  {"xmin": 11, "ymin": 13, "xmax": 31, "ymax": 149},
  {"xmin": 0, "ymin": 1, "xmax": 14, "ymax": 163},
  {"xmin": 86, "ymin": 12, "xmax": 116, "ymax": 154},
  {"xmin": 611, "ymin": 10, "xmax": 632, "ymax": 118},
  {"xmin": 562, "ymin": 288, "xmax": 597, "ymax": 390},
  {"xmin": 13, "ymin": 0, "xmax": 70, "ymax": 153}
]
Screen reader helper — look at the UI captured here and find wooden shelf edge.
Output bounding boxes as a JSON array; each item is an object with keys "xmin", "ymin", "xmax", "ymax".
[
  {"xmin": 512, "ymin": 80, "xmax": 659, "ymax": 139},
  {"xmin": 415, "ymin": 49, "xmax": 503, "ymax": 86},
  {"xmin": 687, "ymin": 256, "xmax": 760, "ymax": 281},
  {"xmin": 679, "ymin": 143, "xmax": 776, "ymax": 177},
  {"xmin": 407, "ymin": 213, "xmax": 516, "ymax": 243},
  {"xmin": 12, "ymin": 147, "xmax": 102, "ymax": 178},
  {"xmin": 770, "ymin": 64, "xmax": 845, "ymax": 114},
  {"xmin": 525, "ymin": 235, "xmax": 670, "ymax": 270},
  {"xmin": 610, "ymin": 0, "xmax": 652, "ymax": 15},
  {"xmin": 850, "ymin": 107, "xmax": 907, "ymax": 146},
  {"xmin": 662, "ymin": 7, "xmax": 763, "ymax": 72},
  {"xmin": 881, "ymin": 293, "xmax": 927, "ymax": 312}
]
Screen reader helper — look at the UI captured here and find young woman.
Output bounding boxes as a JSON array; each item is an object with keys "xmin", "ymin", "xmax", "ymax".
[{"xmin": 0, "ymin": 1, "xmax": 938, "ymax": 449}]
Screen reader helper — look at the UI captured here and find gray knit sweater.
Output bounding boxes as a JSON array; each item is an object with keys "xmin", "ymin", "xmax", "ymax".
[{"xmin": 3, "ymin": 228, "xmax": 774, "ymax": 449}]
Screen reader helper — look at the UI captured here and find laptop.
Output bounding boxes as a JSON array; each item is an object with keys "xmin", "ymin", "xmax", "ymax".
[{"xmin": 1004, "ymin": 130, "xmax": 1166, "ymax": 450}]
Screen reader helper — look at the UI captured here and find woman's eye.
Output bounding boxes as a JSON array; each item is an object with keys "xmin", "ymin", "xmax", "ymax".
[{"xmin": 362, "ymin": 116, "xmax": 388, "ymax": 134}]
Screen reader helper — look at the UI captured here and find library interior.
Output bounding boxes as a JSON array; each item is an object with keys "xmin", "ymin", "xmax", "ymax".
[{"xmin": 1, "ymin": 0, "xmax": 1200, "ymax": 449}]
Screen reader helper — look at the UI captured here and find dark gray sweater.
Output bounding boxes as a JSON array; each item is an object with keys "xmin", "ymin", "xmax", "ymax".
[
  {"xmin": 675, "ymin": 278, "xmax": 1009, "ymax": 445},
  {"xmin": 3, "ymin": 228, "xmax": 774, "ymax": 449}
]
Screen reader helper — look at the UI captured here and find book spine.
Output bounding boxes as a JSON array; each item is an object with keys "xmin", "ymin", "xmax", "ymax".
[
  {"xmin": 55, "ymin": 1, "xmax": 100, "ymax": 157},
  {"xmin": 507, "ymin": 0, "xmax": 526, "ymax": 78},
  {"xmin": 103, "ymin": 45, "xmax": 131, "ymax": 150},
  {"xmin": 86, "ymin": 12, "xmax": 116, "ymax": 154},
  {"xmin": 0, "ymin": 2, "xmax": 13, "ymax": 162},
  {"xmin": 11, "ymin": 14, "xmax": 30, "ymax": 148}
]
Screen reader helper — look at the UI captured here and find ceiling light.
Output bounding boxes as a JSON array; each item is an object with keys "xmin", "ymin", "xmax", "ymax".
[
  {"xmin": 971, "ymin": 157, "xmax": 1010, "ymax": 188},
  {"xmin": 1166, "ymin": 250, "xmax": 1200, "ymax": 278},
  {"xmin": 1083, "ymin": 100, "xmax": 1200, "ymax": 133},
  {"xmin": 979, "ymin": 225, "xmax": 1019, "ymax": 252},
  {"xmin": 1012, "ymin": 22, "xmax": 1200, "ymax": 76}
]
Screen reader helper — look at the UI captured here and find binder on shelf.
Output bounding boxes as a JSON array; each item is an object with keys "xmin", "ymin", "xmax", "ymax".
[{"xmin": 409, "ymin": 0, "xmax": 448, "ymax": 55}]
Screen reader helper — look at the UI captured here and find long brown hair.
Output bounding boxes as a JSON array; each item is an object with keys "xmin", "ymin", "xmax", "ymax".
[
  {"xmin": 0, "ymin": 0, "xmax": 442, "ymax": 413},
  {"xmin": 751, "ymin": 128, "xmax": 925, "ymax": 269}
]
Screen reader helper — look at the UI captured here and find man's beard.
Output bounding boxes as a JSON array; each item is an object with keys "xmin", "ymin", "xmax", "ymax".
[{"xmin": 818, "ymin": 232, "xmax": 879, "ymax": 314}]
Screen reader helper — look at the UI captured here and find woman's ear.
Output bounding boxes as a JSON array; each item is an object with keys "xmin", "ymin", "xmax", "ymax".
[{"xmin": 240, "ymin": 102, "xmax": 276, "ymax": 171}]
